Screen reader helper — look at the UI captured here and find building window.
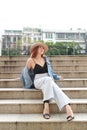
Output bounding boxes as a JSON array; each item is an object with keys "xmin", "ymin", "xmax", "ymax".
[
  {"xmin": 76, "ymin": 34, "xmax": 79, "ymax": 40},
  {"xmin": 13, "ymin": 37, "xmax": 16, "ymax": 43},
  {"xmin": 56, "ymin": 33, "xmax": 65, "ymax": 39},
  {"xmin": 38, "ymin": 37, "xmax": 41, "ymax": 41},
  {"xmin": 66, "ymin": 33, "xmax": 75, "ymax": 40},
  {"xmin": 80, "ymin": 33, "xmax": 85, "ymax": 40},
  {"xmin": 46, "ymin": 33, "xmax": 53, "ymax": 39},
  {"xmin": 23, "ymin": 37, "xmax": 26, "ymax": 43},
  {"xmin": 34, "ymin": 37, "xmax": 36, "ymax": 41}
]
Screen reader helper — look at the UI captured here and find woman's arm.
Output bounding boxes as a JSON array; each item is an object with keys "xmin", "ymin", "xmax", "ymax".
[
  {"xmin": 45, "ymin": 56, "xmax": 63, "ymax": 80},
  {"xmin": 20, "ymin": 58, "xmax": 35, "ymax": 89},
  {"xmin": 26, "ymin": 58, "xmax": 34, "ymax": 70}
]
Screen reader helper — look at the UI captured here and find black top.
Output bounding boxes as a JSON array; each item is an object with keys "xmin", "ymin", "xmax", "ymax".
[{"xmin": 33, "ymin": 62, "xmax": 48, "ymax": 74}]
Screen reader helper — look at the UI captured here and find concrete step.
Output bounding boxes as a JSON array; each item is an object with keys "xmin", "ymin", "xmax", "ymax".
[
  {"xmin": 0, "ymin": 79, "xmax": 22, "ymax": 88},
  {"xmin": 0, "ymin": 113, "xmax": 86, "ymax": 130},
  {"xmin": 0, "ymin": 78, "xmax": 87, "ymax": 88},
  {"xmin": 50, "ymin": 59, "xmax": 87, "ymax": 63},
  {"xmin": 1, "ymin": 55, "xmax": 87, "ymax": 61},
  {"xmin": 1, "ymin": 59, "xmax": 87, "ymax": 66},
  {"xmin": 1, "ymin": 64, "xmax": 87, "ymax": 72},
  {"xmin": 0, "ymin": 61, "xmax": 26, "ymax": 66},
  {"xmin": 57, "ymin": 78, "xmax": 87, "ymax": 87},
  {"xmin": 1, "ymin": 56, "xmax": 87, "ymax": 66},
  {"xmin": 1, "ymin": 71, "xmax": 87, "ymax": 79},
  {"xmin": 0, "ymin": 72, "xmax": 20, "ymax": 79},
  {"xmin": 52, "ymin": 60, "xmax": 87, "ymax": 68},
  {"xmin": 52, "ymin": 65, "xmax": 87, "ymax": 71},
  {"xmin": 0, "ymin": 65, "xmax": 23, "ymax": 72},
  {"xmin": 49, "ymin": 55, "xmax": 87, "ymax": 60},
  {"xmin": 0, "ymin": 56, "xmax": 28, "ymax": 61},
  {"xmin": 57, "ymin": 71, "xmax": 87, "ymax": 78},
  {"xmin": 0, "ymin": 88, "xmax": 87, "ymax": 99},
  {"xmin": 0, "ymin": 99, "xmax": 86, "ymax": 114}
]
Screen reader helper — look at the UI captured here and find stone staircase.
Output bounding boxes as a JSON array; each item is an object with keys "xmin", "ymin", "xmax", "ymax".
[{"xmin": 0, "ymin": 56, "xmax": 87, "ymax": 130}]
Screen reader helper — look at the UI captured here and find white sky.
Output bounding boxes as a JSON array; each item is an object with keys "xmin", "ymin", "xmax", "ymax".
[{"xmin": 0, "ymin": 0, "xmax": 87, "ymax": 36}]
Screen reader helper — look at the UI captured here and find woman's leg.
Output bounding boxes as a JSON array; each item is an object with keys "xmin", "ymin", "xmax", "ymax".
[
  {"xmin": 34, "ymin": 77, "xmax": 53, "ymax": 119},
  {"xmin": 43, "ymin": 100, "xmax": 50, "ymax": 119},
  {"xmin": 34, "ymin": 76, "xmax": 74, "ymax": 120},
  {"xmin": 34, "ymin": 76, "xmax": 55, "ymax": 101},
  {"xmin": 51, "ymin": 80, "xmax": 71, "ymax": 111},
  {"xmin": 52, "ymin": 81, "xmax": 74, "ymax": 120},
  {"xmin": 65, "ymin": 104, "xmax": 74, "ymax": 121}
]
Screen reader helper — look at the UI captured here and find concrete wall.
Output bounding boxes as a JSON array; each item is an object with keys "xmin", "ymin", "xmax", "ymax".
[{"xmin": 0, "ymin": 40, "xmax": 2, "ymax": 56}]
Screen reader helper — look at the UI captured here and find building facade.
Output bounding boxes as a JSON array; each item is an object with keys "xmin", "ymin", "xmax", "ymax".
[
  {"xmin": 2, "ymin": 30, "xmax": 22, "ymax": 48},
  {"xmin": 22, "ymin": 27, "xmax": 42, "ymax": 46},
  {"xmin": 1, "ymin": 27, "xmax": 87, "ymax": 54},
  {"xmin": 42, "ymin": 29, "xmax": 87, "ymax": 50}
]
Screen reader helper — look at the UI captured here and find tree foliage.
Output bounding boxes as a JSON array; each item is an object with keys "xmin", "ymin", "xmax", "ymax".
[
  {"xmin": 2, "ymin": 41, "xmax": 83, "ymax": 56},
  {"xmin": 45, "ymin": 41, "xmax": 82, "ymax": 55}
]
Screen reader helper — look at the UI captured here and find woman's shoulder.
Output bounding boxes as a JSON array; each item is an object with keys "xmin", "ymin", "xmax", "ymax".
[
  {"xmin": 27, "ymin": 57, "xmax": 34, "ymax": 63},
  {"xmin": 43, "ymin": 55, "xmax": 48, "ymax": 60},
  {"xmin": 43, "ymin": 55, "xmax": 46, "ymax": 58},
  {"xmin": 26, "ymin": 57, "xmax": 34, "ymax": 69}
]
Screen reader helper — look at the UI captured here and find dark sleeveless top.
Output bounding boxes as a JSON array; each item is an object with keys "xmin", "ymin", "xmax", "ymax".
[{"xmin": 33, "ymin": 61, "xmax": 48, "ymax": 74}]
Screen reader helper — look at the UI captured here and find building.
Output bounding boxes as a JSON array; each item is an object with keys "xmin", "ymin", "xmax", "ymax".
[
  {"xmin": 1, "ymin": 27, "xmax": 87, "ymax": 54},
  {"xmin": 22, "ymin": 27, "xmax": 42, "ymax": 46},
  {"xmin": 2, "ymin": 30, "xmax": 22, "ymax": 48},
  {"xmin": 43, "ymin": 29, "xmax": 86, "ymax": 42},
  {"xmin": 43, "ymin": 28, "xmax": 87, "ymax": 53}
]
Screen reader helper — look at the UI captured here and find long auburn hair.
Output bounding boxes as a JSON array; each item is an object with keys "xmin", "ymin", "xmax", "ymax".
[{"xmin": 30, "ymin": 46, "xmax": 44, "ymax": 58}]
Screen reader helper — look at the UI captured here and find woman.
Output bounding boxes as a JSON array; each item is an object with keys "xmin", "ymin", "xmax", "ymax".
[{"xmin": 26, "ymin": 42, "xmax": 74, "ymax": 121}]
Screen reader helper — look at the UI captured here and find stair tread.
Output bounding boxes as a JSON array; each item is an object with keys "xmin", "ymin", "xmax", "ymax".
[
  {"xmin": 0, "ymin": 87, "xmax": 87, "ymax": 91},
  {"xmin": 0, "ymin": 99, "xmax": 86, "ymax": 104},
  {"xmin": 0, "ymin": 78, "xmax": 87, "ymax": 81},
  {"xmin": 0, "ymin": 113, "xmax": 86, "ymax": 122},
  {"xmin": 0, "ymin": 64, "xmax": 79, "ymax": 66},
  {"xmin": 1, "ymin": 71, "xmax": 87, "ymax": 73}
]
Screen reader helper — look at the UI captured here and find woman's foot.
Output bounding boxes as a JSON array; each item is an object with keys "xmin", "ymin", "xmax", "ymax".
[
  {"xmin": 43, "ymin": 114, "xmax": 50, "ymax": 119},
  {"xmin": 43, "ymin": 102, "xmax": 50, "ymax": 119},
  {"xmin": 66, "ymin": 104, "xmax": 74, "ymax": 121},
  {"xmin": 66, "ymin": 115, "xmax": 74, "ymax": 121}
]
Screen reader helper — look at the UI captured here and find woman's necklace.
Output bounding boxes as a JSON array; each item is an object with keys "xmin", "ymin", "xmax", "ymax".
[{"xmin": 35, "ymin": 57, "xmax": 45, "ymax": 66}]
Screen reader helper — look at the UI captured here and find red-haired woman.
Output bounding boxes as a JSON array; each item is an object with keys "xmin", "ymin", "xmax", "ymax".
[{"xmin": 25, "ymin": 42, "xmax": 74, "ymax": 121}]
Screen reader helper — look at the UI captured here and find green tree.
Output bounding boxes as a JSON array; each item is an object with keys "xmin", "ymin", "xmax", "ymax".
[{"xmin": 45, "ymin": 41, "xmax": 82, "ymax": 55}]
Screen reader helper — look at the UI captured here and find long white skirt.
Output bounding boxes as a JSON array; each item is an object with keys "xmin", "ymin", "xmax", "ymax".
[{"xmin": 34, "ymin": 73, "xmax": 71, "ymax": 111}]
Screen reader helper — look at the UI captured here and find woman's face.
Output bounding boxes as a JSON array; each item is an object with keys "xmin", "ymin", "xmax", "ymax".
[{"xmin": 38, "ymin": 46, "xmax": 45, "ymax": 55}]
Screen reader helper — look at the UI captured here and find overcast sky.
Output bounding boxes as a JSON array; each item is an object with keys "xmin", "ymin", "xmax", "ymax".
[{"xmin": 0, "ymin": 0, "xmax": 87, "ymax": 36}]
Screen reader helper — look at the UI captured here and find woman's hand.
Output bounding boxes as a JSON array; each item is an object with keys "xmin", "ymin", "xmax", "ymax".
[{"xmin": 59, "ymin": 76, "xmax": 64, "ymax": 80}]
